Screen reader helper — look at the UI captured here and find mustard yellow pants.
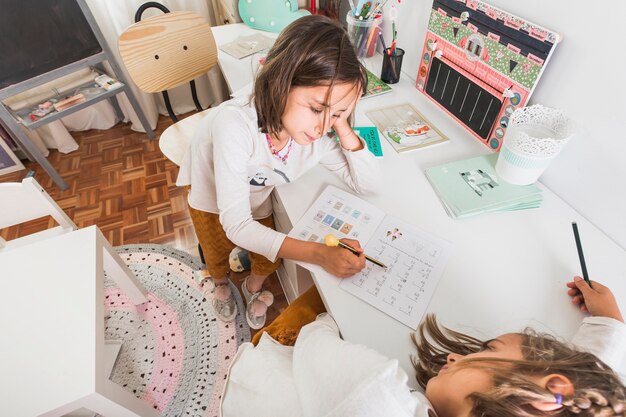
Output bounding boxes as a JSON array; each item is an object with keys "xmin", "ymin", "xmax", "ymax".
[{"xmin": 187, "ymin": 203, "xmax": 282, "ymax": 279}]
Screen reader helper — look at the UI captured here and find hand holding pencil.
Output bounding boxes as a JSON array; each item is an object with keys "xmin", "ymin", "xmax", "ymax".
[
  {"xmin": 566, "ymin": 278, "xmax": 624, "ymax": 322},
  {"xmin": 316, "ymin": 235, "xmax": 367, "ymax": 278},
  {"xmin": 567, "ymin": 222, "xmax": 623, "ymax": 322},
  {"xmin": 324, "ymin": 234, "xmax": 387, "ymax": 269}
]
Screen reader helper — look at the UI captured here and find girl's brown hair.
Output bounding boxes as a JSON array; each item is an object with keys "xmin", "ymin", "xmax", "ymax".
[
  {"xmin": 253, "ymin": 14, "xmax": 367, "ymax": 138},
  {"xmin": 413, "ymin": 314, "xmax": 626, "ymax": 417}
]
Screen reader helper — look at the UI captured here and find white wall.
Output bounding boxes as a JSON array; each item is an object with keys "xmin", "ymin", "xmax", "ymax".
[{"xmin": 378, "ymin": 0, "xmax": 626, "ymax": 250}]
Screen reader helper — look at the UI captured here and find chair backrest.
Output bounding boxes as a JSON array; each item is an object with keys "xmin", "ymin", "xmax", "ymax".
[
  {"xmin": 118, "ymin": 11, "xmax": 218, "ymax": 94},
  {"xmin": 0, "ymin": 177, "xmax": 76, "ymax": 250}
]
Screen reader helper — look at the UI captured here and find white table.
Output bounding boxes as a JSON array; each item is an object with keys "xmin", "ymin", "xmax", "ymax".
[
  {"xmin": 213, "ymin": 24, "xmax": 278, "ymax": 94},
  {"xmin": 0, "ymin": 226, "xmax": 160, "ymax": 417},
  {"xmin": 211, "ymin": 24, "xmax": 626, "ymax": 387}
]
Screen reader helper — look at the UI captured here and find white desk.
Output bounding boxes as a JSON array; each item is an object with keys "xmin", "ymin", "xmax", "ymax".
[
  {"xmin": 211, "ymin": 24, "xmax": 626, "ymax": 387},
  {"xmin": 213, "ymin": 24, "xmax": 278, "ymax": 94},
  {"xmin": 0, "ymin": 226, "xmax": 159, "ymax": 417}
]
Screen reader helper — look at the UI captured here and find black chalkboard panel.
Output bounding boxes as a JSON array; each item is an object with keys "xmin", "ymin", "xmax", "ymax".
[
  {"xmin": 425, "ymin": 58, "xmax": 502, "ymax": 140},
  {"xmin": 0, "ymin": 0, "xmax": 102, "ymax": 89}
]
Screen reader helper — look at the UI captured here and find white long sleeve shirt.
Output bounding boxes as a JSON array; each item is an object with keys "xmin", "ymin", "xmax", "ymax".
[
  {"xmin": 220, "ymin": 315, "xmax": 626, "ymax": 417},
  {"xmin": 176, "ymin": 97, "xmax": 382, "ymax": 261},
  {"xmin": 571, "ymin": 316, "xmax": 626, "ymax": 381}
]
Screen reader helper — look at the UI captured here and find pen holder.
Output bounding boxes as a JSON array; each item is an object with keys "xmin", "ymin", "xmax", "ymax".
[
  {"xmin": 495, "ymin": 105, "xmax": 575, "ymax": 185},
  {"xmin": 380, "ymin": 48, "xmax": 404, "ymax": 84},
  {"xmin": 346, "ymin": 13, "xmax": 382, "ymax": 58}
]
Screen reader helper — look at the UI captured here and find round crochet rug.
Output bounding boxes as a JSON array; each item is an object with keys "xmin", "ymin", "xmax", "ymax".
[{"xmin": 104, "ymin": 244, "xmax": 250, "ymax": 417}]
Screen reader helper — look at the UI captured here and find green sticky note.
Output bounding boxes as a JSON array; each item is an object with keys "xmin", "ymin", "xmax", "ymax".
[{"xmin": 354, "ymin": 126, "xmax": 383, "ymax": 158}]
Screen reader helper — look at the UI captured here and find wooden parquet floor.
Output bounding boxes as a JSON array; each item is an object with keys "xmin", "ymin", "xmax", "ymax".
[{"xmin": 0, "ymin": 115, "xmax": 288, "ymax": 333}]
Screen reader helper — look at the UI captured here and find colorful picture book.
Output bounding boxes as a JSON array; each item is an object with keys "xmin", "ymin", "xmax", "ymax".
[
  {"xmin": 363, "ymin": 69, "xmax": 392, "ymax": 99},
  {"xmin": 425, "ymin": 153, "xmax": 543, "ymax": 219},
  {"xmin": 354, "ymin": 126, "xmax": 383, "ymax": 158},
  {"xmin": 366, "ymin": 103, "xmax": 449, "ymax": 153},
  {"xmin": 288, "ymin": 185, "xmax": 452, "ymax": 329}
]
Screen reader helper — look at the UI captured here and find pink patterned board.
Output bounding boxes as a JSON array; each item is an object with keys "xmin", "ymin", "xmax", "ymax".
[
  {"xmin": 416, "ymin": 0, "xmax": 561, "ymax": 151},
  {"xmin": 104, "ymin": 244, "xmax": 250, "ymax": 417}
]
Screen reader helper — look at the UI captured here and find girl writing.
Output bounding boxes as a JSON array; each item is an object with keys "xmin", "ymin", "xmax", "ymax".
[
  {"xmin": 177, "ymin": 15, "xmax": 381, "ymax": 329},
  {"xmin": 221, "ymin": 277, "xmax": 626, "ymax": 416}
]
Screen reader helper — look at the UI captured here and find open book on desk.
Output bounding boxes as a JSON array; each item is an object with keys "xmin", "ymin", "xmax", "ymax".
[{"xmin": 288, "ymin": 185, "xmax": 453, "ymax": 329}]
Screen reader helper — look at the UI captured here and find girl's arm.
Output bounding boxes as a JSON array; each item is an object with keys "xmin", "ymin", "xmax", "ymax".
[
  {"xmin": 317, "ymin": 97, "xmax": 383, "ymax": 195},
  {"xmin": 567, "ymin": 278, "xmax": 626, "ymax": 381},
  {"xmin": 211, "ymin": 109, "xmax": 288, "ymax": 262},
  {"xmin": 277, "ymin": 236, "xmax": 366, "ymax": 278},
  {"xmin": 332, "ymin": 96, "xmax": 364, "ymax": 152}
]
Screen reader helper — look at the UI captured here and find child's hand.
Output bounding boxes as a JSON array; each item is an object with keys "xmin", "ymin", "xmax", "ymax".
[
  {"xmin": 566, "ymin": 276, "xmax": 624, "ymax": 322},
  {"xmin": 332, "ymin": 95, "xmax": 363, "ymax": 151},
  {"xmin": 319, "ymin": 238, "xmax": 366, "ymax": 278}
]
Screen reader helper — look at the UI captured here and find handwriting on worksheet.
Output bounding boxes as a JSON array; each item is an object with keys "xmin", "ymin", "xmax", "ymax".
[
  {"xmin": 339, "ymin": 214, "xmax": 451, "ymax": 329},
  {"xmin": 290, "ymin": 185, "xmax": 452, "ymax": 330}
]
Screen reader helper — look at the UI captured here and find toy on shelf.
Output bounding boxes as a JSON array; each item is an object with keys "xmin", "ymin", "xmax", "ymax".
[{"xmin": 415, "ymin": 0, "xmax": 561, "ymax": 151}]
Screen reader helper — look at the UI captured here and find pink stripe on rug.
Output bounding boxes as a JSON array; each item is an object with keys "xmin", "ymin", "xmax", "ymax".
[
  {"xmin": 104, "ymin": 288, "xmax": 184, "ymax": 412},
  {"xmin": 119, "ymin": 249, "xmax": 242, "ymax": 415}
]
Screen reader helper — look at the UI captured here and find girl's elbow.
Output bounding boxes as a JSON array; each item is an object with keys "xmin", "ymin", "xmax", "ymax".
[{"xmin": 358, "ymin": 174, "xmax": 384, "ymax": 195}]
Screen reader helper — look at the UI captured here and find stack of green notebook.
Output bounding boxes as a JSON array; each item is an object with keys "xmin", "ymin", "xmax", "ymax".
[{"xmin": 425, "ymin": 153, "xmax": 543, "ymax": 219}]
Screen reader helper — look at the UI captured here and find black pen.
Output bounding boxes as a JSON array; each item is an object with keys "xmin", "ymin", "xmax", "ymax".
[{"xmin": 571, "ymin": 222, "xmax": 592, "ymax": 287}]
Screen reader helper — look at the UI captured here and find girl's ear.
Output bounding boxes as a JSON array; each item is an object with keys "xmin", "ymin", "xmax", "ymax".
[{"xmin": 530, "ymin": 374, "xmax": 575, "ymax": 412}]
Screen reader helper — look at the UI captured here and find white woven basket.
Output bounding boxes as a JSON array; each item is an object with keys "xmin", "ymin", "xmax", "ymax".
[{"xmin": 496, "ymin": 105, "xmax": 574, "ymax": 185}]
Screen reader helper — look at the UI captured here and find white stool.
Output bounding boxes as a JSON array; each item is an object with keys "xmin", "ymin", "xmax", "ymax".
[
  {"xmin": 159, "ymin": 108, "xmax": 213, "ymax": 166},
  {"xmin": 0, "ymin": 226, "xmax": 160, "ymax": 417}
]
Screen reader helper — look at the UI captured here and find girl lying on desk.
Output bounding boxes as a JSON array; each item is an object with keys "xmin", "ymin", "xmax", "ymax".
[
  {"xmin": 220, "ymin": 277, "xmax": 626, "ymax": 417},
  {"xmin": 177, "ymin": 15, "xmax": 380, "ymax": 330}
]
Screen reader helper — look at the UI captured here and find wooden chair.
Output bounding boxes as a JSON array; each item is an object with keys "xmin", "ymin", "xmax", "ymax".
[
  {"xmin": 117, "ymin": 3, "xmax": 218, "ymax": 123},
  {"xmin": 0, "ymin": 177, "xmax": 76, "ymax": 251},
  {"xmin": 119, "ymin": 3, "xmax": 219, "ymax": 264}
]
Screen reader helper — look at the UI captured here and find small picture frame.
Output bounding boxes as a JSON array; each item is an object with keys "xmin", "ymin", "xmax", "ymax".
[{"xmin": 0, "ymin": 136, "xmax": 25, "ymax": 176}]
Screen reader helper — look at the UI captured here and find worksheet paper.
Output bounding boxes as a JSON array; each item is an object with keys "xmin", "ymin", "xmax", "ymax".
[{"xmin": 289, "ymin": 185, "xmax": 453, "ymax": 329}]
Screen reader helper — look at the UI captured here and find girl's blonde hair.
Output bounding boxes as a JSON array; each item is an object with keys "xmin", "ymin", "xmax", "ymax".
[
  {"xmin": 412, "ymin": 314, "xmax": 626, "ymax": 417},
  {"xmin": 253, "ymin": 15, "xmax": 367, "ymax": 139}
]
